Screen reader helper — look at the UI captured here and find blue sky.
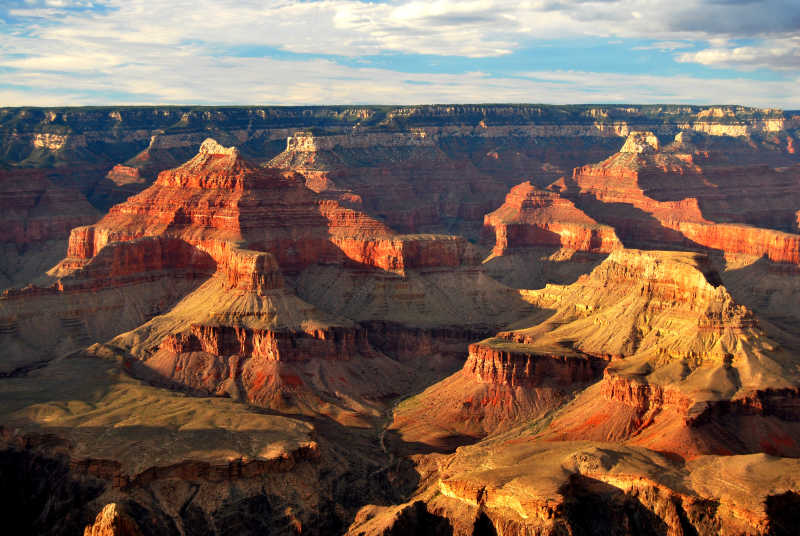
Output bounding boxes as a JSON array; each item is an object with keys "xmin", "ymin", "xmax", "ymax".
[{"xmin": 0, "ymin": 0, "xmax": 798, "ymax": 107}]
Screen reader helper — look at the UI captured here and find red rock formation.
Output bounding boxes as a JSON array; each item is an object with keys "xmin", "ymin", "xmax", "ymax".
[
  {"xmin": 105, "ymin": 165, "xmax": 145, "ymax": 187},
  {"xmin": 464, "ymin": 341, "xmax": 605, "ymax": 388},
  {"xmin": 269, "ymin": 132, "xmax": 508, "ymax": 238},
  {"xmin": 483, "ymin": 181, "xmax": 621, "ymax": 256},
  {"xmin": 388, "ymin": 334, "xmax": 608, "ymax": 451},
  {"xmin": 394, "ymin": 247, "xmax": 800, "ymax": 458},
  {"xmin": 509, "ymin": 249, "xmax": 800, "ymax": 458},
  {"xmin": 67, "ymin": 138, "xmax": 475, "ymax": 276},
  {"xmin": 4, "ymin": 139, "xmax": 504, "ymax": 420},
  {"xmin": 55, "ymin": 237, "xmax": 215, "ymax": 286},
  {"xmin": 90, "ymin": 164, "xmax": 150, "ymax": 208},
  {"xmin": 0, "ymin": 168, "xmax": 98, "ymax": 245},
  {"xmin": 83, "ymin": 504, "xmax": 143, "ymax": 536},
  {"xmin": 555, "ymin": 131, "xmax": 800, "ymax": 263},
  {"xmin": 675, "ymin": 220, "xmax": 800, "ymax": 264},
  {"xmin": 159, "ymin": 323, "xmax": 372, "ymax": 363}
]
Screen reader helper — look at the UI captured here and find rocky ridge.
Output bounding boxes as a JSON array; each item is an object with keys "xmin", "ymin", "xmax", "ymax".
[
  {"xmin": 1, "ymin": 108, "xmax": 800, "ymax": 535},
  {"xmin": 0, "ymin": 168, "xmax": 99, "ymax": 289},
  {"xmin": 483, "ymin": 180, "xmax": 621, "ymax": 256},
  {"xmin": 553, "ymin": 131, "xmax": 800, "ymax": 263}
]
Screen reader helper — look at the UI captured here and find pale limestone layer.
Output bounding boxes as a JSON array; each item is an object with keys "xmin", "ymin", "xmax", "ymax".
[{"xmin": 620, "ymin": 131, "xmax": 660, "ymax": 153}]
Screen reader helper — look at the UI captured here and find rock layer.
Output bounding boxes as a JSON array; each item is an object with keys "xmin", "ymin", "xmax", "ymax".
[
  {"xmin": 270, "ymin": 131, "xmax": 508, "ymax": 238},
  {"xmin": 2, "ymin": 107, "xmax": 800, "ymax": 535},
  {"xmin": 483, "ymin": 180, "xmax": 621, "ymax": 256},
  {"xmin": 553, "ymin": 131, "xmax": 800, "ymax": 263},
  {"xmin": 67, "ymin": 138, "xmax": 477, "ymax": 276},
  {"xmin": 367, "ymin": 441, "xmax": 800, "ymax": 536}
]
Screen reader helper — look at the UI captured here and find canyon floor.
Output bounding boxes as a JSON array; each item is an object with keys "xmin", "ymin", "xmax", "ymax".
[{"xmin": 1, "ymin": 104, "xmax": 800, "ymax": 535}]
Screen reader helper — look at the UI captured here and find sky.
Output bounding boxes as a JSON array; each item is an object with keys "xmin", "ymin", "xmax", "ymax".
[{"xmin": 0, "ymin": 0, "xmax": 798, "ymax": 107}]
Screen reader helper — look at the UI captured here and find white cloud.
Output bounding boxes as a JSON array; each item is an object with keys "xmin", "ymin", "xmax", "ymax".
[
  {"xmin": 4, "ymin": 0, "xmax": 798, "ymax": 59},
  {"xmin": 0, "ymin": 0, "xmax": 798, "ymax": 106},
  {"xmin": 633, "ymin": 41, "xmax": 696, "ymax": 51},
  {"xmin": 516, "ymin": 70, "xmax": 799, "ymax": 107},
  {"xmin": 0, "ymin": 53, "xmax": 796, "ymax": 108},
  {"xmin": 678, "ymin": 37, "xmax": 800, "ymax": 70}
]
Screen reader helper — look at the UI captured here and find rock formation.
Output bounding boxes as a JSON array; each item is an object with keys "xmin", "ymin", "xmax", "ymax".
[
  {"xmin": 269, "ymin": 131, "xmax": 509, "ymax": 238},
  {"xmin": 523, "ymin": 249, "xmax": 799, "ymax": 456},
  {"xmin": 483, "ymin": 180, "xmax": 621, "ymax": 256},
  {"xmin": 0, "ymin": 168, "xmax": 99, "ymax": 289},
  {"xmin": 351, "ymin": 440, "xmax": 800, "ymax": 536},
  {"xmin": 394, "ymin": 248, "xmax": 800, "ymax": 459},
  {"xmin": 5, "ymin": 140, "xmax": 528, "ymax": 423},
  {"xmin": 0, "ymin": 348, "xmax": 326, "ymax": 536},
  {"xmin": 83, "ymin": 504, "xmax": 143, "ymax": 536},
  {"xmin": 619, "ymin": 130, "xmax": 660, "ymax": 153},
  {"xmin": 1, "ymin": 106, "xmax": 800, "ymax": 535},
  {"xmin": 478, "ymin": 180, "xmax": 620, "ymax": 289},
  {"xmin": 67, "ymin": 138, "xmax": 479, "ymax": 277},
  {"xmin": 90, "ymin": 165, "xmax": 149, "ymax": 209},
  {"xmin": 552, "ymin": 131, "xmax": 800, "ymax": 263}
]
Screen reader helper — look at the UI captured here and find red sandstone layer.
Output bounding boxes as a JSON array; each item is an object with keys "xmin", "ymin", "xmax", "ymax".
[
  {"xmin": 554, "ymin": 132, "xmax": 800, "ymax": 263},
  {"xmin": 66, "ymin": 139, "xmax": 475, "ymax": 276},
  {"xmin": 464, "ymin": 340, "xmax": 606, "ymax": 388},
  {"xmin": 484, "ymin": 181, "xmax": 621, "ymax": 256},
  {"xmin": 159, "ymin": 323, "xmax": 372, "ymax": 363},
  {"xmin": 0, "ymin": 169, "xmax": 98, "ymax": 245}
]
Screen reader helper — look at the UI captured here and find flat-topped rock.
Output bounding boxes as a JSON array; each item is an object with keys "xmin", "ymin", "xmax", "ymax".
[{"xmin": 620, "ymin": 131, "xmax": 660, "ymax": 153}]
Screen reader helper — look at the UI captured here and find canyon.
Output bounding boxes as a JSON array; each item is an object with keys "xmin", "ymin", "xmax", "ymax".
[{"xmin": 0, "ymin": 104, "xmax": 799, "ymax": 535}]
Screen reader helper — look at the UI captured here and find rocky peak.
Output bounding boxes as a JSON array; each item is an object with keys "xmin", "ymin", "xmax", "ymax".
[
  {"xmin": 620, "ymin": 131, "xmax": 660, "ymax": 154},
  {"xmin": 198, "ymin": 137, "xmax": 239, "ymax": 157},
  {"xmin": 503, "ymin": 181, "xmax": 564, "ymax": 209},
  {"xmin": 83, "ymin": 503, "xmax": 143, "ymax": 536},
  {"xmin": 151, "ymin": 137, "xmax": 256, "ymax": 190}
]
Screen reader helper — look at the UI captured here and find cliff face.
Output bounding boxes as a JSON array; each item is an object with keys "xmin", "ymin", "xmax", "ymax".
[
  {"xmin": 3, "ymin": 105, "xmax": 795, "ymax": 221},
  {"xmin": 512, "ymin": 250, "xmax": 800, "ymax": 458},
  {"xmin": 0, "ymin": 237, "xmax": 216, "ymax": 375},
  {"xmin": 159, "ymin": 323, "xmax": 371, "ymax": 363},
  {"xmin": 3, "ymin": 138, "xmax": 531, "ymax": 423},
  {"xmin": 68, "ymin": 138, "xmax": 474, "ymax": 277},
  {"xmin": 3, "ymin": 106, "xmax": 800, "ymax": 535},
  {"xmin": 0, "ymin": 169, "xmax": 98, "ymax": 246},
  {"xmin": 110, "ymin": 267, "xmax": 418, "ymax": 419},
  {"xmin": 394, "ymin": 247, "xmax": 800, "ymax": 459},
  {"xmin": 366, "ymin": 441, "xmax": 800, "ymax": 536},
  {"xmin": 0, "ymin": 351, "xmax": 345, "ymax": 536},
  {"xmin": 464, "ymin": 341, "xmax": 605, "ymax": 388},
  {"xmin": 518, "ymin": 249, "xmax": 769, "ymax": 368},
  {"xmin": 2, "ymin": 105, "xmax": 794, "ymax": 244},
  {"xmin": 270, "ymin": 131, "xmax": 509, "ymax": 238},
  {"xmin": 483, "ymin": 181, "xmax": 621, "ymax": 256},
  {"xmin": 555, "ymin": 131, "xmax": 800, "ymax": 263},
  {"xmin": 0, "ymin": 168, "xmax": 100, "ymax": 289},
  {"xmin": 4, "ymin": 105, "xmax": 788, "ymax": 165}
]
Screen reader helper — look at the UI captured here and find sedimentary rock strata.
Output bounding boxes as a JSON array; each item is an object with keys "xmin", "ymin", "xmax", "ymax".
[
  {"xmin": 270, "ymin": 131, "xmax": 508, "ymax": 238},
  {"xmin": 1, "ymin": 105, "xmax": 800, "ymax": 535},
  {"xmin": 484, "ymin": 180, "xmax": 621, "ymax": 256},
  {"xmin": 554, "ymin": 131, "xmax": 800, "ymax": 263},
  {"xmin": 356, "ymin": 441, "xmax": 800, "ymax": 536},
  {"xmin": 0, "ymin": 168, "xmax": 99, "ymax": 289}
]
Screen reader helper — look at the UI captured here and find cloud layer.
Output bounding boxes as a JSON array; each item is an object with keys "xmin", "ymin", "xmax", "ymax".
[{"xmin": 0, "ymin": 0, "xmax": 797, "ymax": 106}]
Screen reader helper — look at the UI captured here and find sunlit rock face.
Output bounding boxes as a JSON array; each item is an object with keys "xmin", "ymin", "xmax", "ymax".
[
  {"xmin": 552, "ymin": 132, "xmax": 800, "ymax": 263},
  {"xmin": 1, "ymin": 105, "xmax": 800, "ymax": 536},
  {"xmin": 483, "ymin": 180, "xmax": 622, "ymax": 256}
]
